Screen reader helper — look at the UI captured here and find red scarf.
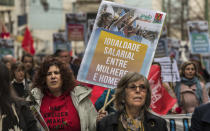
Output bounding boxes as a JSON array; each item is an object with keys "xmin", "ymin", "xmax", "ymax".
[{"xmin": 40, "ymin": 91, "xmax": 81, "ymax": 131}]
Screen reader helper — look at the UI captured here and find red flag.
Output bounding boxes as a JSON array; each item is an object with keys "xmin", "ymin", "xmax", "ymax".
[
  {"xmin": 90, "ymin": 85, "xmax": 106, "ymax": 104},
  {"xmin": 75, "ymin": 80, "xmax": 106, "ymax": 104},
  {"xmin": 148, "ymin": 65, "xmax": 177, "ymax": 115},
  {"xmin": 0, "ymin": 23, "xmax": 10, "ymax": 38},
  {"xmin": 22, "ymin": 27, "xmax": 35, "ymax": 55}
]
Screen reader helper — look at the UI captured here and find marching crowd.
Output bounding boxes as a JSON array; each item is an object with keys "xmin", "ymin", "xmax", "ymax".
[{"xmin": 0, "ymin": 50, "xmax": 210, "ymax": 131}]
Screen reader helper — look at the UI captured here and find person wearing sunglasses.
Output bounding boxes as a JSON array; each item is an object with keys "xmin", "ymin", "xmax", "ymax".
[{"xmin": 97, "ymin": 72, "xmax": 168, "ymax": 131}]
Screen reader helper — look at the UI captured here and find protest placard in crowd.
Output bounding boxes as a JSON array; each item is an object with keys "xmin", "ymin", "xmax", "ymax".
[
  {"xmin": 66, "ymin": 13, "xmax": 86, "ymax": 41},
  {"xmin": 203, "ymin": 55, "xmax": 210, "ymax": 74},
  {"xmin": 161, "ymin": 113, "xmax": 192, "ymax": 131},
  {"xmin": 154, "ymin": 38, "xmax": 168, "ymax": 58},
  {"xmin": 187, "ymin": 21, "xmax": 210, "ymax": 54},
  {"xmin": 0, "ymin": 38, "xmax": 14, "ymax": 58},
  {"xmin": 167, "ymin": 37, "xmax": 180, "ymax": 61},
  {"xmin": 77, "ymin": 1, "xmax": 166, "ymax": 88},
  {"xmin": 53, "ymin": 32, "xmax": 71, "ymax": 53},
  {"xmin": 155, "ymin": 37, "xmax": 180, "ymax": 60},
  {"xmin": 154, "ymin": 57, "xmax": 180, "ymax": 82}
]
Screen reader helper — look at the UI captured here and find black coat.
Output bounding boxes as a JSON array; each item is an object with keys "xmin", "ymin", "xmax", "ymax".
[
  {"xmin": 1, "ymin": 100, "xmax": 40, "ymax": 131},
  {"xmin": 97, "ymin": 111, "xmax": 168, "ymax": 131},
  {"xmin": 190, "ymin": 103, "xmax": 210, "ymax": 131}
]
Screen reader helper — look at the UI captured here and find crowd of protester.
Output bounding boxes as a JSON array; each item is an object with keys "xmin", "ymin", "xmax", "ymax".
[{"xmin": 0, "ymin": 50, "xmax": 210, "ymax": 131}]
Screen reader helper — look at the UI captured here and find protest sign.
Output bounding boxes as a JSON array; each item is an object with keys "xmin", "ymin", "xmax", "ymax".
[
  {"xmin": 167, "ymin": 37, "xmax": 180, "ymax": 61},
  {"xmin": 187, "ymin": 21, "xmax": 210, "ymax": 54},
  {"xmin": 203, "ymin": 55, "xmax": 210, "ymax": 74},
  {"xmin": 154, "ymin": 38, "xmax": 168, "ymax": 58},
  {"xmin": 53, "ymin": 32, "xmax": 71, "ymax": 53},
  {"xmin": 150, "ymin": 111, "xmax": 192, "ymax": 131},
  {"xmin": 155, "ymin": 37, "xmax": 180, "ymax": 61},
  {"xmin": 161, "ymin": 113, "xmax": 192, "ymax": 131},
  {"xmin": 0, "ymin": 38, "xmax": 14, "ymax": 58},
  {"xmin": 66, "ymin": 13, "xmax": 86, "ymax": 41},
  {"xmin": 154, "ymin": 57, "xmax": 180, "ymax": 82},
  {"xmin": 77, "ymin": 1, "xmax": 166, "ymax": 88}
]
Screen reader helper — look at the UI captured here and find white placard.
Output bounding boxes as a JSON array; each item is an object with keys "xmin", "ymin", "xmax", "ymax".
[{"xmin": 154, "ymin": 57, "xmax": 180, "ymax": 82}]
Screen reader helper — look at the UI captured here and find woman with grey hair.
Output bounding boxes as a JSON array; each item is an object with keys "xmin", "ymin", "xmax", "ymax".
[{"xmin": 97, "ymin": 72, "xmax": 168, "ymax": 131}]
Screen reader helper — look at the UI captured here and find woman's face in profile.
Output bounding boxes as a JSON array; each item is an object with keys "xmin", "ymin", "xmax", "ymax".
[
  {"xmin": 184, "ymin": 64, "xmax": 196, "ymax": 79},
  {"xmin": 46, "ymin": 65, "xmax": 63, "ymax": 93},
  {"xmin": 125, "ymin": 80, "xmax": 147, "ymax": 110}
]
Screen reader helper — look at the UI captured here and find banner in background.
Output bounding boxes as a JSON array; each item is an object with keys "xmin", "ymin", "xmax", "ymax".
[
  {"xmin": 0, "ymin": 38, "xmax": 14, "ymax": 58},
  {"xmin": 154, "ymin": 57, "xmax": 180, "ymax": 82},
  {"xmin": 66, "ymin": 13, "xmax": 86, "ymax": 41},
  {"xmin": 167, "ymin": 37, "xmax": 180, "ymax": 61},
  {"xmin": 203, "ymin": 55, "xmax": 210, "ymax": 74},
  {"xmin": 77, "ymin": 1, "xmax": 166, "ymax": 88},
  {"xmin": 187, "ymin": 21, "xmax": 210, "ymax": 54},
  {"xmin": 161, "ymin": 113, "xmax": 192, "ymax": 131},
  {"xmin": 154, "ymin": 38, "xmax": 168, "ymax": 58},
  {"xmin": 53, "ymin": 32, "xmax": 71, "ymax": 53}
]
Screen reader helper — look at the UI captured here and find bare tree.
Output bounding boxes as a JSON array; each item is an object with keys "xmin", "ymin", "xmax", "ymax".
[{"xmin": 163, "ymin": 0, "xmax": 208, "ymax": 40}]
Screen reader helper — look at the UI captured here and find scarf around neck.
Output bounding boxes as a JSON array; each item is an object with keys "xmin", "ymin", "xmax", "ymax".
[
  {"xmin": 175, "ymin": 76, "xmax": 203, "ymax": 106},
  {"xmin": 120, "ymin": 111, "xmax": 144, "ymax": 131}
]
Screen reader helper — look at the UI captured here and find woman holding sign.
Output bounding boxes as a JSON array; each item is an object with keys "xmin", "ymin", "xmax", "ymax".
[
  {"xmin": 97, "ymin": 72, "xmax": 167, "ymax": 131},
  {"xmin": 31, "ymin": 56, "xmax": 97, "ymax": 131},
  {"xmin": 175, "ymin": 61, "xmax": 208, "ymax": 114}
]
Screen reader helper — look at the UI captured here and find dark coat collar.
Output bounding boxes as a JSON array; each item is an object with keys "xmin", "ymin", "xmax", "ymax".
[
  {"xmin": 201, "ymin": 103, "xmax": 210, "ymax": 123},
  {"xmin": 105, "ymin": 111, "xmax": 159, "ymax": 126}
]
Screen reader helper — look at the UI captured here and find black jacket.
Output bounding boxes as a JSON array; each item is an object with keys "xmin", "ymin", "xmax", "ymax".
[
  {"xmin": 190, "ymin": 103, "xmax": 210, "ymax": 131},
  {"xmin": 1, "ymin": 100, "xmax": 40, "ymax": 131},
  {"xmin": 97, "ymin": 111, "xmax": 168, "ymax": 131}
]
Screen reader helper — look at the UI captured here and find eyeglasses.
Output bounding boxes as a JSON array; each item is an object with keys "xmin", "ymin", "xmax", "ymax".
[{"xmin": 127, "ymin": 84, "xmax": 147, "ymax": 92}]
